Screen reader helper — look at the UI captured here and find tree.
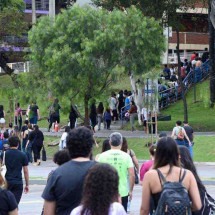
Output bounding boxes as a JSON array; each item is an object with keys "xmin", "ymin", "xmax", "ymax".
[
  {"xmin": 27, "ymin": 6, "xmax": 165, "ymax": 124},
  {"xmin": 28, "ymin": 6, "xmax": 125, "ymax": 124},
  {"xmin": 0, "ymin": 0, "xmax": 27, "ymax": 87},
  {"xmin": 209, "ymin": 0, "xmax": 215, "ymax": 107},
  {"xmin": 93, "ymin": 0, "xmax": 200, "ymax": 122},
  {"xmin": 120, "ymin": 7, "xmax": 165, "ymax": 124}
]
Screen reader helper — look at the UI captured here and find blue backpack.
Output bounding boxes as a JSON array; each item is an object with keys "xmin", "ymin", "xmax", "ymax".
[{"xmin": 155, "ymin": 168, "xmax": 192, "ymax": 215}]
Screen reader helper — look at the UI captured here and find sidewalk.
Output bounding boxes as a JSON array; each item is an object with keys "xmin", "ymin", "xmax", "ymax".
[{"xmin": 27, "ymin": 159, "xmax": 215, "ymax": 185}]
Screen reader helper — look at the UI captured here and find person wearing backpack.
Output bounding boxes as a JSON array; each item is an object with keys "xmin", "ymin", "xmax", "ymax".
[
  {"xmin": 171, "ymin": 120, "xmax": 191, "ymax": 147},
  {"xmin": 140, "ymin": 137, "xmax": 202, "ymax": 215}
]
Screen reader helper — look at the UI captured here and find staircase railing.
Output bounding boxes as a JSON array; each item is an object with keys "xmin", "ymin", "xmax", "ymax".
[{"xmin": 159, "ymin": 60, "xmax": 210, "ymax": 109}]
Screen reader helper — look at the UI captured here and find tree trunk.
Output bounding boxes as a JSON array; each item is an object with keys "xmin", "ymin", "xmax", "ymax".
[
  {"xmin": 176, "ymin": 28, "xmax": 188, "ymax": 122},
  {"xmin": 209, "ymin": 0, "xmax": 215, "ymax": 107},
  {"xmin": 84, "ymin": 95, "xmax": 90, "ymax": 126},
  {"xmin": 130, "ymin": 73, "xmax": 144, "ymax": 125},
  {"xmin": 0, "ymin": 53, "xmax": 19, "ymax": 87}
]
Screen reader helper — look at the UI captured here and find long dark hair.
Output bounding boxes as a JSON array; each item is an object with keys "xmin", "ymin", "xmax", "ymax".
[
  {"xmin": 179, "ymin": 146, "xmax": 205, "ymax": 192},
  {"xmin": 121, "ymin": 137, "xmax": 128, "ymax": 153},
  {"xmin": 97, "ymin": 102, "xmax": 104, "ymax": 113},
  {"xmin": 81, "ymin": 163, "xmax": 119, "ymax": 215},
  {"xmin": 101, "ymin": 139, "xmax": 111, "ymax": 153},
  {"xmin": 154, "ymin": 137, "xmax": 180, "ymax": 173}
]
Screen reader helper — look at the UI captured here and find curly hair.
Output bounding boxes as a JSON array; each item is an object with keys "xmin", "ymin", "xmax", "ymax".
[
  {"xmin": 53, "ymin": 149, "xmax": 70, "ymax": 165},
  {"xmin": 66, "ymin": 126, "xmax": 94, "ymax": 159},
  {"xmin": 81, "ymin": 163, "xmax": 119, "ymax": 215}
]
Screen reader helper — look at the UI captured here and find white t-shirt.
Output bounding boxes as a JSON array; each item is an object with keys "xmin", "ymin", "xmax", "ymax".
[
  {"xmin": 71, "ymin": 202, "xmax": 126, "ymax": 215},
  {"xmin": 59, "ymin": 132, "xmax": 68, "ymax": 150},
  {"xmin": 109, "ymin": 97, "xmax": 117, "ymax": 110},
  {"xmin": 141, "ymin": 108, "xmax": 148, "ymax": 121},
  {"xmin": 172, "ymin": 126, "xmax": 185, "ymax": 139}
]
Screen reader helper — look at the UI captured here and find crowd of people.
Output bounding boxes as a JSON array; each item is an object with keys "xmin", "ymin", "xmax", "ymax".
[
  {"xmin": 159, "ymin": 48, "xmax": 209, "ymax": 108},
  {"xmin": 0, "ymin": 119, "xmax": 214, "ymax": 214}
]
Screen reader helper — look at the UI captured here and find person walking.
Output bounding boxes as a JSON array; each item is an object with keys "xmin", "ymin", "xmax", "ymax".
[
  {"xmin": 183, "ymin": 121, "xmax": 194, "ymax": 157},
  {"xmin": 59, "ymin": 126, "xmax": 70, "ymax": 150},
  {"xmin": 89, "ymin": 101, "xmax": 97, "ymax": 133},
  {"xmin": 21, "ymin": 120, "xmax": 29, "ymax": 152},
  {"xmin": 14, "ymin": 103, "xmax": 22, "ymax": 131},
  {"xmin": 96, "ymin": 102, "xmax": 104, "ymax": 131},
  {"xmin": 140, "ymin": 137, "xmax": 202, "ymax": 215},
  {"xmin": 179, "ymin": 146, "xmax": 213, "ymax": 215},
  {"xmin": 48, "ymin": 98, "xmax": 61, "ymax": 132},
  {"xmin": 98, "ymin": 132, "xmax": 135, "ymax": 212},
  {"xmin": 0, "ymin": 136, "xmax": 29, "ymax": 205},
  {"xmin": 104, "ymin": 108, "xmax": 112, "ymax": 130},
  {"xmin": 0, "ymin": 171, "xmax": 18, "ymax": 215},
  {"xmin": 28, "ymin": 101, "xmax": 40, "ymax": 125},
  {"xmin": 0, "ymin": 105, "xmax": 6, "ymax": 130},
  {"xmin": 28, "ymin": 125, "xmax": 44, "ymax": 166},
  {"xmin": 128, "ymin": 101, "xmax": 137, "ymax": 132},
  {"xmin": 71, "ymin": 163, "xmax": 127, "ymax": 215},
  {"xmin": 171, "ymin": 120, "xmax": 191, "ymax": 146},
  {"xmin": 42, "ymin": 127, "xmax": 96, "ymax": 215},
  {"xmin": 69, "ymin": 104, "xmax": 78, "ymax": 130}
]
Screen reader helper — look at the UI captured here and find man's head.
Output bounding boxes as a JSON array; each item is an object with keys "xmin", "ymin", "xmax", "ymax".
[
  {"xmin": 176, "ymin": 120, "xmax": 182, "ymax": 126},
  {"xmin": 66, "ymin": 127, "xmax": 94, "ymax": 159},
  {"xmin": 109, "ymin": 132, "xmax": 123, "ymax": 148},
  {"xmin": 183, "ymin": 121, "xmax": 188, "ymax": 125},
  {"xmin": 159, "ymin": 132, "xmax": 167, "ymax": 139},
  {"xmin": 8, "ymin": 136, "xmax": 20, "ymax": 148}
]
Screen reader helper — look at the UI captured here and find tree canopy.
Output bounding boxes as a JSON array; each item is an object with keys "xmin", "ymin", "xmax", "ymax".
[{"xmin": 27, "ymin": 6, "xmax": 165, "ymax": 123}]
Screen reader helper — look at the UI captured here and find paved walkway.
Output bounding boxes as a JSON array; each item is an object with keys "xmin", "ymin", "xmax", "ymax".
[{"xmin": 41, "ymin": 121, "xmax": 215, "ymax": 138}]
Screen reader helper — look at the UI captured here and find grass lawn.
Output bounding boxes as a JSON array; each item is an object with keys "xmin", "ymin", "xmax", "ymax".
[
  {"xmin": 158, "ymin": 80, "xmax": 215, "ymax": 131},
  {"xmin": 1, "ymin": 75, "xmax": 215, "ymax": 131},
  {"xmin": 44, "ymin": 136, "xmax": 215, "ymax": 162}
]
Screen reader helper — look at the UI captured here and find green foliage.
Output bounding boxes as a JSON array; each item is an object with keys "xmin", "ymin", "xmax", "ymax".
[
  {"xmin": 0, "ymin": 7, "xmax": 27, "ymax": 36},
  {"xmin": 27, "ymin": 6, "xmax": 165, "ymax": 122},
  {"xmin": 0, "ymin": 0, "xmax": 24, "ymax": 11}
]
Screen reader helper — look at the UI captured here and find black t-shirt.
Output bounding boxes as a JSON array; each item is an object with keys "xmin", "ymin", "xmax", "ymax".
[
  {"xmin": 28, "ymin": 130, "xmax": 44, "ymax": 147},
  {"xmin": 1, "ymin": 149, "xmax": 28, "ymax": 184},
  {"xmin": 183, "ymin": 125, "xmax": 194, "ymax": 142},
  {"xmin": 0, "ymin": 189, "xmax": 17, "ymax": 214},
  {"xmin": 42, "ymin": 160, "xmax": 96, "ymax": 215},
  {"xmin": 21, "ymin": 125, "xmax": 28, "ymax": 140}
]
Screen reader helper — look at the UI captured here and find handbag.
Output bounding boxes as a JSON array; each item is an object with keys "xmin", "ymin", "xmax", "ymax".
[
  {"xmin": 1, "ymin": 151, "xmax": 7, "ymax": 180},
  {"xmin": 134, "ymin": 167, "xmax": 139, "ymax": 184},
  {"xmin": 200, "ymin": 191, "xmax": 215, "ymax": 215},
  {"xmin": 42, "ymin": 145, "xmax": 47, "ymax": 161}
]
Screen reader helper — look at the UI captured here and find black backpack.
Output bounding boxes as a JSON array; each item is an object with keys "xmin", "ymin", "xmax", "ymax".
[{"xmin": 155, "ymin": 168, "xmax": 192, "ymax": 215}]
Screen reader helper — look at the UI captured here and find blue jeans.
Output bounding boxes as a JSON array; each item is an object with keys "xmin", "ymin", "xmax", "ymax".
[
  {"xmin": 175, "ymin": 139, "xmax": 186, "ymax": 146},
  {"xmin": 184, "ymin": 140, "xmax": 193, "ymax": 158},
  {"xmin": 30, "ymin": 116, "xmax": 38, "ymax": 125}
]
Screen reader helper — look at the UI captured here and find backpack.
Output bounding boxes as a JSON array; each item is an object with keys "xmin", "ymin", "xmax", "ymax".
[
  {"xmin": 155, "ymin": 168, "xmax": 192, "ymax": 215},
  {"xmin": 200, "ymin": 192, "xmax": 215, "ymax": 215},
  {"xmin": 177, "ymin": 127, "xmax": 185, "ymax": 140}
]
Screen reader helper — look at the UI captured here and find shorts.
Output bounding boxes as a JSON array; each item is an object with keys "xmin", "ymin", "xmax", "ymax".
[
  {"xmin": 0, "ymin": 118, "xmax": 5, "ymax": 124},
  {"xmin": 143, "ymin": 120, "xmax": 147, "ymax": 127}
]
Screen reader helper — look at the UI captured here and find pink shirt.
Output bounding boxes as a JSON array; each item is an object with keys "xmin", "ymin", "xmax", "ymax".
[{"xmin": 140, "ymin": 160, "xmax": 154, "ymax": 181}]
